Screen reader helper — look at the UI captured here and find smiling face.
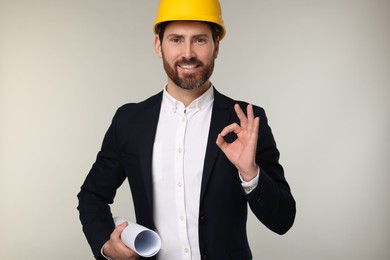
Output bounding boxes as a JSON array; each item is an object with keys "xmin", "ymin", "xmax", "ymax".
[{"xmin": 155, "ymin": 21, "xmax": 219, "ymax": 91}]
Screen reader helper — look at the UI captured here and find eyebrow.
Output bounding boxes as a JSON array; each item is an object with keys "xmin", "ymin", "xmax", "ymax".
[
  {"xmin": 166, "ymin": 33, "xmax": 210, "ymax": 39},
  {"xmin": 166, "ymin": 33, "xmax": 182, "ymax": 38}
]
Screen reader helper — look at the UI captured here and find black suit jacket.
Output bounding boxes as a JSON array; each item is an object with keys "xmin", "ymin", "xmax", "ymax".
[{"xmin": 77, "ymin": 88, "xmax": 296, "ymax": 260}]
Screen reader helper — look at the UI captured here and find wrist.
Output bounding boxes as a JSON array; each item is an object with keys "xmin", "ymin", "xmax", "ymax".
[
  {"xmin": 101, "ymin": 242, "xmax": 115, "ymax": 260},
  {"xmin": 240, "ymin": 165, "xmax": 259, "ymax": 182}
]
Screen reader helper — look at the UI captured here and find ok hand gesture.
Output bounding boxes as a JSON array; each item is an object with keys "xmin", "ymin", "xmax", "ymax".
[{"xmin": 216, "ymin": 104, "xmax": 260, "ymax": 181}]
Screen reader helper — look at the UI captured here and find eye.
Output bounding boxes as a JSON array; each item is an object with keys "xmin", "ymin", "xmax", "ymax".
[
  {"xmin": 195, "ymin": 37, "xmax": 207, "ymax": 44},
  {"xmin": 169, "ymin": 37, "xmax": 182, "ymax": 44}
]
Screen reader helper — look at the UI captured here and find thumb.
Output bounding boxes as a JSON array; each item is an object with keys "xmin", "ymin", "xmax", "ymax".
[
  {"xmin": 216, "ymin": 133, "xmax": 228, "ymax": 152},
  {"xmin": 113, "ymin": 221, "xmax": 128, "ymax": 237}
]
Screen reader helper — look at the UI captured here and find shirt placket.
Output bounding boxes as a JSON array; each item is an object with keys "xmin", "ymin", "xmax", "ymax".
[{"xmin": 174, "ymin": 110, "xmax": 192, "ymax": 259}]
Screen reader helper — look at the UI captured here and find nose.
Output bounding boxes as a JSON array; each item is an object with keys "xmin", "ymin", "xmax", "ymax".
[{"xmin": 182, "ymin": 41, "xmax": 195, "ymax": 60}]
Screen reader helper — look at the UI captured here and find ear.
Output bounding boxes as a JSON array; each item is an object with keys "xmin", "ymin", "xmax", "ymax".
[
  {"xmin": 213, "ymin": 39, "xmax": 220, "ymax": 59},
  {"xmin": 154, "ymin": 35, "xmax": 162, "ymax": 58}
]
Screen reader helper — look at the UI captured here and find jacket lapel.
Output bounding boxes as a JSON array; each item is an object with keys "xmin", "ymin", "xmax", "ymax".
[
  {"xmin": 138, "ymin": 93, "xmax": 163, "ymax": 216},
  {"xmin": 200, "ymin": 89, "xmax": 233, "ymax": 202}
]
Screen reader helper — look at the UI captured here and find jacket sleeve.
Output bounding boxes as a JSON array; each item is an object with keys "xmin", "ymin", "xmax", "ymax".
[
  {"xmin": 246, "ymin": 106, "xmax": 296, "ymax": 234},
  {"xmin": 77, "ymin": 108, "xmax": 127, "ymax": 258}
]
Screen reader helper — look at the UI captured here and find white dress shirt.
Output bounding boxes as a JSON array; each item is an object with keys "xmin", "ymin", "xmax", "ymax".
[{"xmin": 152, "ymin": 86, "xmax": 213, "ymax": 260}]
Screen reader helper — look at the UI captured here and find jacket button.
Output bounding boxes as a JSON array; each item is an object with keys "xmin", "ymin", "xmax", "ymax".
[
  {"xmin": 200, "ymin": 215, "xmax": 207, "ymax": 223},
  {"xmin": 202, "ymin": 254, "xmax": 208, "ymax": 259},
  {"xmin": 256, "ymin": 196, "xmax": 265, "ymax": 206}
]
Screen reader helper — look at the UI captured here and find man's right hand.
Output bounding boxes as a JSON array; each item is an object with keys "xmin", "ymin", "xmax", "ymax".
[{"xmin": 102, "ymin": 222, "xmax": 140, "ymax": 260}]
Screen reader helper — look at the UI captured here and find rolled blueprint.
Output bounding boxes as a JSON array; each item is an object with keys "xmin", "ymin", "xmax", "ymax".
[{"xmin": 114, "ymin": 217, "xmax": 161, "ymax": 257}]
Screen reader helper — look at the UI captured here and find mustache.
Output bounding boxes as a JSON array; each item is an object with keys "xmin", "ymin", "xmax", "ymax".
[{"xmin": 175, "ymin": 58, "xmax": 203, "ymax": 66}]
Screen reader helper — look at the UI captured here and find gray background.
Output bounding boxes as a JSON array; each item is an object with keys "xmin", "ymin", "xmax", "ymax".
[{"xmin": 1, "ymin": 0, "xmax": 389, "ymax": 259}]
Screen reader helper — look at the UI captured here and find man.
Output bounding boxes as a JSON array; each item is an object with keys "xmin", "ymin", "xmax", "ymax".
[{"xmin": 77, "ymin": 0, "xmax": 296, "ymax": 259}]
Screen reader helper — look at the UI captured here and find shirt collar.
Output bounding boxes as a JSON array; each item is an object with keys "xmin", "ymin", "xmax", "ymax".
[{"xmin": 162, "ymin": 85, "xmax": 215, "ymax": 114}]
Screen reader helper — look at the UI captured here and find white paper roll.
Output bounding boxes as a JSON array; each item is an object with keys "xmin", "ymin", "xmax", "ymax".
[{"xmin": 113, "ymin": 217, "xmax": 161, "ymax": 257}]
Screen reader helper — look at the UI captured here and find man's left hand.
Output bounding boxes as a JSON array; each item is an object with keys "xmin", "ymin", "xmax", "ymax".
[{"xmin": 216, "ymin": 104, "xmax": 260, "ymax": 182}]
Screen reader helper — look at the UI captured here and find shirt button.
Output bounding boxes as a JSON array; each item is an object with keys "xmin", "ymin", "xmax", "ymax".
[
  {"xmin": 177, "ymin": 181, "xmax": 183, "ymax": 187},
  {"xmin": 182, "ymin": 117, "xmax": 186, "ymax": 122},
  {"xmin": 178, "ymin": 148, "xmax": 182, "ymax": 153},
  {"xmin": 184, "ymin": 248, "xmax": 189, "ymax": 253},
  {"xmin": 179, "ymin": 216, "xmax": 185, "ymax": 221}
]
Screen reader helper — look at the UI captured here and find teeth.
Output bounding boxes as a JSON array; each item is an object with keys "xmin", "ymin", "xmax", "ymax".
[{"xmin": 180, "ymin": 64, "xmax": 197, "ymax": 69}]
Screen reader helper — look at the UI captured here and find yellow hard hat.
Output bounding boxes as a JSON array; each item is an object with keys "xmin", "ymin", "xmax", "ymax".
[{"xmin": 154, "ymin": 0, "xmax": 226, "ymax": 40}]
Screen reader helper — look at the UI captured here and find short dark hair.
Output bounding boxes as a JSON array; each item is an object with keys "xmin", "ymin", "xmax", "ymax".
[{"xmin": 156, "ymin": 21, "xmax": 222, "ymax": 43}]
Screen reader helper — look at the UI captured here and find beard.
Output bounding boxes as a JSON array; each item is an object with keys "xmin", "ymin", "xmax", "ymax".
[{"xmin": 162, "ymin": 52, "xmax": 215, "ymax": 90}]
